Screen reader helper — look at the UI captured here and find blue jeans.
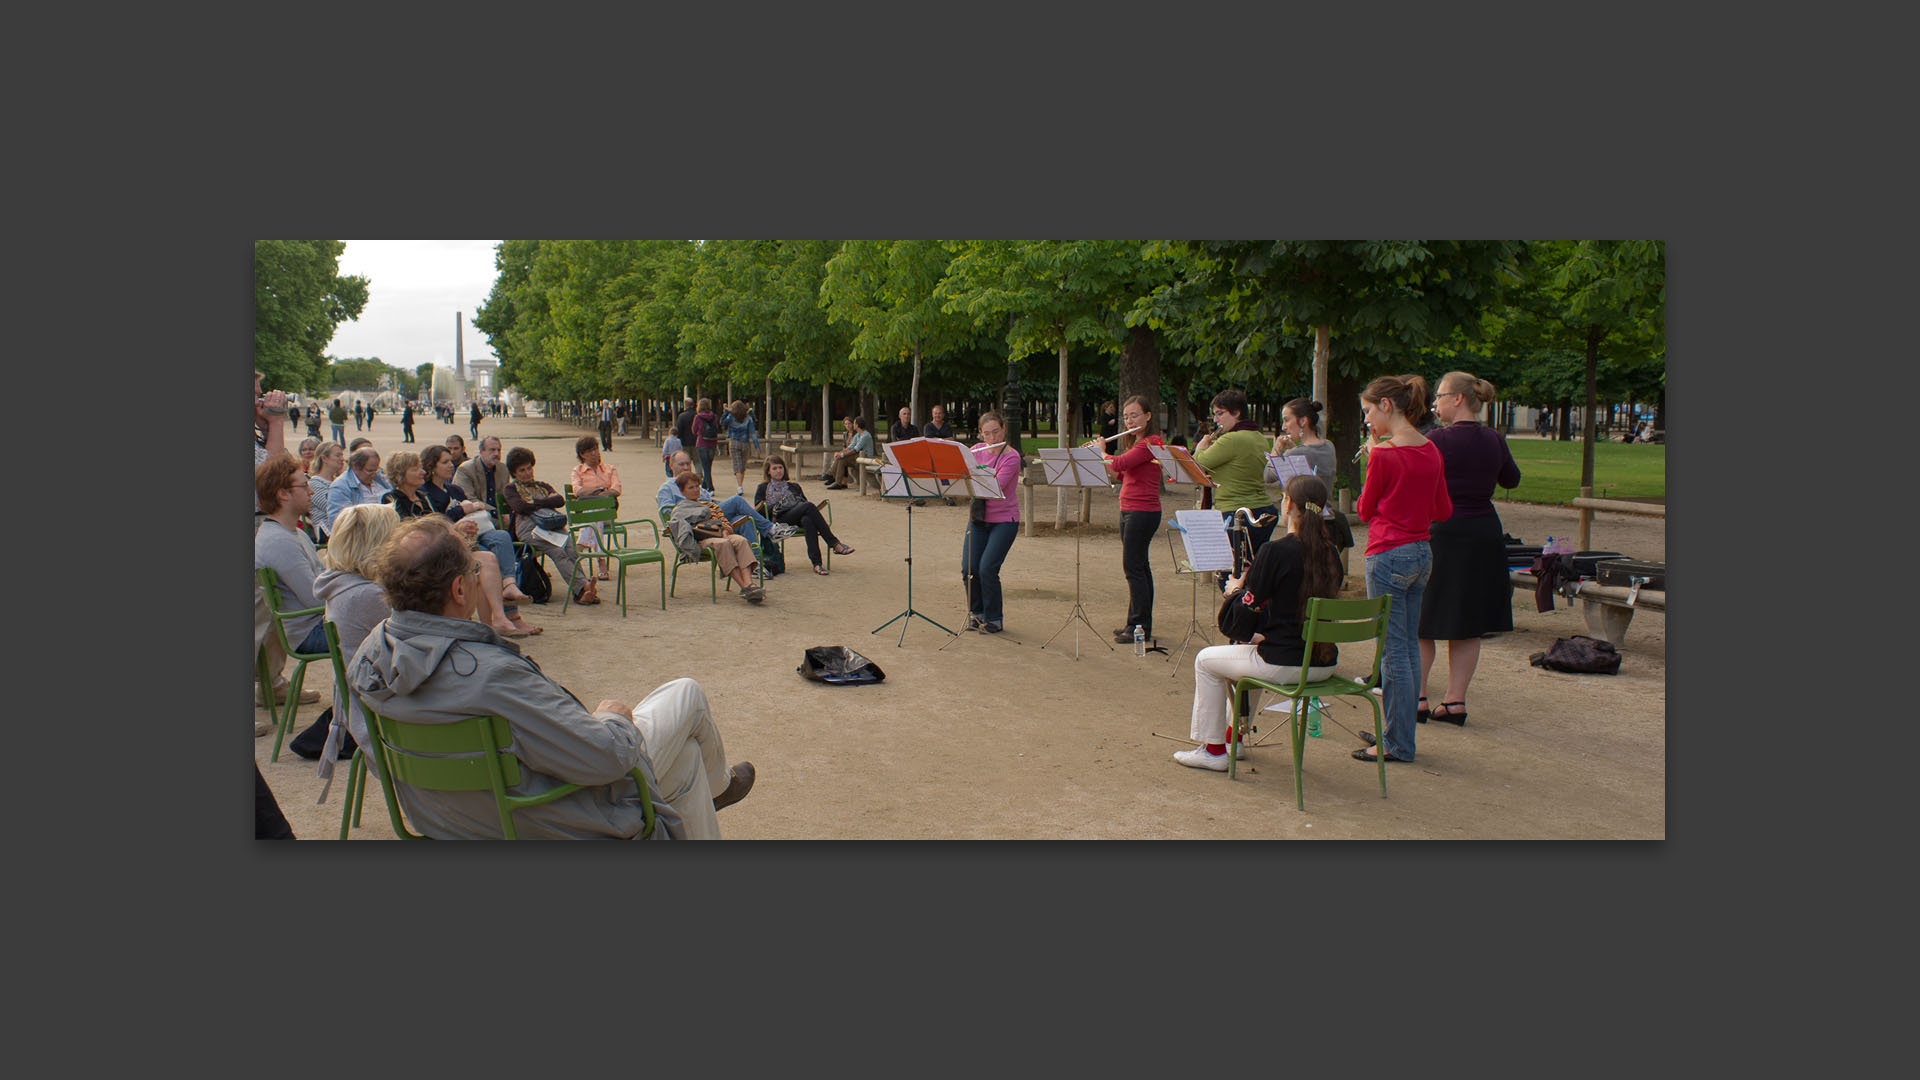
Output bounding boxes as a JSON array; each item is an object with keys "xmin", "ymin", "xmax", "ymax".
[
  {"xmin": 714, "ymin": 494, "xmax": 770, "ymax": 549},
  {"xmin": 475, "ymin": 528, "xmax": 519, "ymax": 614},
  {"xmin": 296, "ymin": 619, "xmax": 329, "ymax": 656},
  {"xmin": 1365, "ymin": 541, "xmax": 1432, "ymax": 761},
  {"xmin": 964, "ymin": 521, "xmax": 1019, "ymax": 622},
  {"xmin": 697, "ymin": 447, "xmax": 716, "ymax": 492},
  {"xmin": 331, "ymin": 424, "xmax": 346, "ymax": 444}
]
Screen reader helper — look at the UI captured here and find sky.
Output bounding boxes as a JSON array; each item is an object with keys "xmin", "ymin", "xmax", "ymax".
[{"xmin": 325, "ymin": 240, "xmax": 503, "ymax": 376}]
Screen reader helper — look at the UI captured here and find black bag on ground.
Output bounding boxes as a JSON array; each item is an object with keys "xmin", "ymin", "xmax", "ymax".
[
  {"xmin": 797, "ymin": 645, "xmax": 886, "ymax": 685},
  {"xmin": 1529, "ymin": 635, "xmax": 1623, "ymax": 675},
  {"xmin": 288, "ymin": 706, "xmax": 358, "ymax": 760},
  {"xmin": 518, "ymin": 553, "xmax": 552, "ymax": 603}
]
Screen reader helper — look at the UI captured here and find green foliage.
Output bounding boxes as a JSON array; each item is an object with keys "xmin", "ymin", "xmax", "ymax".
[{"xmin": 255, "ymin": 240, "xmax": 369, "ymax": 394}]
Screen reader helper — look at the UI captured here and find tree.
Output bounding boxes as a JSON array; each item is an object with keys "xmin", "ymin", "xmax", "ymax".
[
  {"xmin": 821, "ymin": 240, "xmax": 978, "ymax": 426},
  {"xmin": 255, "ymin": 240, "xmax": 368, "ymax": 393},
  {"xmin": 1492, "ymin": 241, "xmax": 1665, "ymax": 486},
  {"xmin": 416, "ymin": 362, "xmax": 435, "ymax": 400}
]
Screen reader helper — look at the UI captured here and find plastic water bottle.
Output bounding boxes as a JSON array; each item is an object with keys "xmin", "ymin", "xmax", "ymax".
[
  {"xmin": 1306, "ymin": 698, "xmax": 1322, "ymax": 737},
  {"xmin": 1133, "ymin": 625, "xmax": 1145, "ymax": 657}
]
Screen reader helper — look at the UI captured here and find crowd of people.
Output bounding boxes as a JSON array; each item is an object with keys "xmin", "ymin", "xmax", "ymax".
[{"xmin": 257, "ymin": 369, "xmax": 1525, "ymax": 836}]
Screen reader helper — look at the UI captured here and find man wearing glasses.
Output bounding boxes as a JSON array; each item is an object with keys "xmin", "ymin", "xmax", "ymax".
[
  {"xmin": 348, "ymin": 517, "xmax": 757, "ymax": 840},
  {"xmin": 254, "ymin": 454, "xmax": 331, "ymax": 658}
]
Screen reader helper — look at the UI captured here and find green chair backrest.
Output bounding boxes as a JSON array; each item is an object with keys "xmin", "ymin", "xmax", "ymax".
[
  {"xmin": 366, "ymin": 710, "xmax": 656, "ymax": 840},
  {"xmin": 566, "ymin": 494, "xmax": 620, "ymax": 531},
  {"xmin": 1300, "ymin": 594, "xmax": 1392, "ymax": 684},
  {"xmin": 257, "ymin": 567, "xmax": 326, "ymax": 658}
]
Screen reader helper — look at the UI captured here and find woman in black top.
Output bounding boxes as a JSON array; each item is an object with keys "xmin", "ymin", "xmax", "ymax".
[
  {"xmin": 1175, "ymin": 475, "xmax": 1344, "ymax": 772},
  {"xmin": 755, "ymin": 455, "xmax": 853, "ymax": 576}
]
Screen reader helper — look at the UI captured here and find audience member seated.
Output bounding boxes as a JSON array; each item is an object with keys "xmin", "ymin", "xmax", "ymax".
[
  {"xmin": 420, "ymin": 443, "xmax": 540, "ymax": 636},
  {"xmin": 824, "ymin": 415, "xmax": 873, "ymax": 489},
  {"xmin": 569, "ymin": 434, "xmax": 622, "ymax": 581},
  {"xmin": 655, "ymin": 449, "xmax": 774, "ymax": 551},
  {"xmin": 289, "ymin": 502, "xmax": 401, "ymax": 762},
  {"xmin": 667, "ymin": 472, "xmax": 766, "ymax": 603},
  {"xmin": 346, "ymin": 517, "xmax": 756, "ymax": 839},
  {"xmin": 754, "ymin": 454, "xmax": 853, "ymax": 576},
  {"xmin": 324, "ymin": 446, "xmax": 391, "ymax": 533},
  {"xmin": 254, "ymin": 453, "xmax": 329, "ymax": 659},
  {"xmin": 504, "ymin": 446, "xmax": 601, "ymax": 606}
]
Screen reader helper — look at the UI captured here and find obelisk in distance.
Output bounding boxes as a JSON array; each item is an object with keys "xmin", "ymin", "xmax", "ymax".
[{"xmin": 454, "ymin": 311, "xmax": 467, "ymax": 406}]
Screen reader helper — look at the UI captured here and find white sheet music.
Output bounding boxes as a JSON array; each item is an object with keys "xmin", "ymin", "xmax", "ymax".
[
  {"xmin": 1037, "ymin": 446, "xmax": 1111, "ymax": 487},
  {"xmin": 1266, "ymin": 453, "xmax": 1313, "ymax": 481},
  {"xmin": 1171, "ymin": 510, "xmax": 1235, "ymax": 572},
  {"xmin": 880, "ymin": 466, "xmax": 945, "ymax": 499}
]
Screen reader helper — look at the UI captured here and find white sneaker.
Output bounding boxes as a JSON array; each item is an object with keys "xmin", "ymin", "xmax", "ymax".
[
  {"xmin": 1232, "ymin": 740, "xmax": 1249, "ymax": 759},
  {"xmin": 1174, "ymin": 746, "xmax": 1230, "ymax": 772}
]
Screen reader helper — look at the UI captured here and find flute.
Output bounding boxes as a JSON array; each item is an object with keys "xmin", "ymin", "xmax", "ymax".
[
  {"xmin": 973, "ymin": 441, "xmax": 1007, "ymax": 453},
  {"xmin": 1097, "ymin": 424, "xmax": 1145, "ymax": 445}
]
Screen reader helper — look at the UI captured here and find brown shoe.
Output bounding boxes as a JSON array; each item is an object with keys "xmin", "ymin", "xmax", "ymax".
[{"xmin": 712, "ymin": 761, "xmax": 756, "ymax": 811}]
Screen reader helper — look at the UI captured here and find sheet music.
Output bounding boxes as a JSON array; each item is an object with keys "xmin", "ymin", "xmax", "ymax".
[
  {"xmin": 1266, "ymin": 453, "xmax": 1313, "ymax": 481},
  {"xmin": 1172, "ymin": 510, "xmax": 1235, "ymax": 572},
  {"xmin": 1149, "ymin": 445, "xmax": 1213, "ymax": 485},
  {"xmin": 1037, "ymin": 446, "xmax": 1112, "ymax": 487},
  {"xmin": 879, "ymin": 466, "xmax": 945, "ymax": 499}
]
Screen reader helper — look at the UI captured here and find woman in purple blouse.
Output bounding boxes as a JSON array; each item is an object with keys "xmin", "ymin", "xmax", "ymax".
[{"xmin": 1417, "ymin": 371, "xmax": 1521, "ymax": 725}]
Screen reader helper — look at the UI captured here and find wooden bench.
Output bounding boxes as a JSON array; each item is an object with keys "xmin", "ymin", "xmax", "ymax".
[
  {"xmin": 1511, "ymin": 570, "xmax": 1664, "ymax": 646},
  {"xmin": 855, "ymin": 457, "xmax": 885, "ymax": 496}
]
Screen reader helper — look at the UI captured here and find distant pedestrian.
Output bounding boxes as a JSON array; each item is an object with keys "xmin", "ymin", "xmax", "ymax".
[
  {"xmin": 470, "ymin": 402, "xmax": 483, "ymax": 441},
  {"xmin": 402, "ymin": 402, "xmax": 415, "ymax": 443},
  {"xmin": 354, "ymin": 400, "xmax": 365, "ymax": 430},
  {"xmin": 598, "ymin": 400, "xmax": 614, "ymax": 450},
  {"xmin": 329, "ymin": 398, "xmax": 347, "ymax": 444}
]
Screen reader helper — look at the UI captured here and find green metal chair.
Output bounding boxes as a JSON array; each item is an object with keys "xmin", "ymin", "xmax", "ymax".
[
  {"xmin": 1227, "ymin": 594, "xmax": 1393, "ymax": 810},
  {"xmin": 324, "ymin": 620, "xmax": 376, "ymax": 839},
  {"xmin": 361, "ymin": 708, "xmax": 659, "ymax": 840},
  {"xmin": 562, "ymin": 492, "xmax": 668, "ymax": 615},
  {"xmin": 256, "ymin": 567, "xmax": 330, "ymax": 763},
  {"xmin": 659, "ymin": 505, "xmax": 762, "ymax": 603},
  {"xmin": 755, "ymin": 496, "xmax": 833, "ymax": 570}
]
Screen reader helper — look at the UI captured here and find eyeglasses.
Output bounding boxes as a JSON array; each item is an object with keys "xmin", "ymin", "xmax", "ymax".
[{"xmin": 463, "ymin": 563, "xmax": 482, "ymax": 580}]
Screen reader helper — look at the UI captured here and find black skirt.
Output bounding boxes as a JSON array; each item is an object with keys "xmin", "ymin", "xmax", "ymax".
[{"xmin": 1418, "ymin": 510, "xmax": 1513, "ymax": 639}]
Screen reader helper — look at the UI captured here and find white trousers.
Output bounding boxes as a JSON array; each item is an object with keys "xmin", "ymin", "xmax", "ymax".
[
  {"xmin": 1190, "ymin": 644, "xmax": 1335, "ymax": 745},
  {"xmin": 629, "ymin": 677, "xmax": 731, "ymax": 840}
]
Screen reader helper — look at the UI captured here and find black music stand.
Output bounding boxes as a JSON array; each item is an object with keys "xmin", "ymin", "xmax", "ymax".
[{"xmin": 870, "ymin": 439, "xmax": 1003, "ymax": 646}]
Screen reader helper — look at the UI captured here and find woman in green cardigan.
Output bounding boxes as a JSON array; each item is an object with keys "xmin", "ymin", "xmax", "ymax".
[{"xmin": 1192, "ymin": 389, "xmax": 1276, "ymax": 584}]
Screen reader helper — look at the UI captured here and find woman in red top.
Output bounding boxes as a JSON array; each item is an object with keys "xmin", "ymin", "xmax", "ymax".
[
  {"xmin": 1088, "ymin": 394, "xmax": 1164, "ymax": 645},
  {"xmin": 1352, "ymin": 374, "xmax": 1452, "ymax": 765}
]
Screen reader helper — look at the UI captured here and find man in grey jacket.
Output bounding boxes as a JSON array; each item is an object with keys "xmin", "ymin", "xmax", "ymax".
[{"xmin": 348, "ymin": 518, "xmax": 755, "ymax": 839}]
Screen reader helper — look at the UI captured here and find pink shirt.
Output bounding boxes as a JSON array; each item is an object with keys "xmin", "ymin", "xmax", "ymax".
[
  {"xmin": 971, "ymin": 443, "xmax": 1022, "ymax": 523},
  {"xmin": 570, "ymin": 461, "xmax": 622, "ymax": 498},
  {"xmin": 1106, "ymin": 434, "xmax": 1164, "ymax": 512},
  {"xmin": 1355, "ymin": 441, "xmax": 1452, "ymax": 555}
]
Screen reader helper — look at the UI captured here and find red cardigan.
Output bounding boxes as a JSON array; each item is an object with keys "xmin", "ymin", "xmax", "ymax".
[
  {"xmin": 1355, "ymin": 441, "xmax": 1452, "ymax": 555},
  {"xmin": 1107, "ymin": 434, "xmax": 1164, "ymax": 512}
]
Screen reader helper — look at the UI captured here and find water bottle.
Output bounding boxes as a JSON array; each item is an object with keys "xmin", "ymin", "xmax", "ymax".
[
  {"xmin": 1306, "ymin": 697, "xmax": 1322, "ymax": 737},
  {"xmin": 1133, "ymin": 625, "xmax": 1145, "ymax": 657}
]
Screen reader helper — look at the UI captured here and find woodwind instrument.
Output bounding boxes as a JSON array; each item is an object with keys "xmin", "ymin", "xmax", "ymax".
[{"xmin": 1099, "ymin": 424, "xmax": 1145, "ymax": 446}]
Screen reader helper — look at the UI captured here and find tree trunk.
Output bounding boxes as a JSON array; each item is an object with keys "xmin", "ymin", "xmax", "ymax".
[
  {"xmin": 1581, "ymin": 324, "xmax": 1601, "ymax": 489},
  {"xmin": 910, "ymin": 344, "xmax": 923, "ymax": 426},
  {"xmin": 820, "ymin": 380, "xmax": 831, "ymax": 447},
  {"xmin": 1312, "ymin": 323, "xmax": 1331, "ymax": 423},
  {"xmin": 1117, "ymin": 324, "xmax": 1161, "ymax": 419},
  {"xmin": 1002, "ymin": 357, "xmax": 1023, "ymax": 448},
  {"xmin": 1331, "ymin": 367, "xmax": 1363, "ymax": 505},
  {"xmin": 764, "ymin": 376, "xmax": 774, "ymax": 443}
]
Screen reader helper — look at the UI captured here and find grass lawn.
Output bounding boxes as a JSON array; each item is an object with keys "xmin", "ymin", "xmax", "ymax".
[{"xmin": 1356, "ymin": 436, "xmax": 1665, "ymax": 506}]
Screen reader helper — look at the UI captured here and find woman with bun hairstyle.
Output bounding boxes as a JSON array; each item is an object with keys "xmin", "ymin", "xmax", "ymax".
[
  {"xmin": 1269, "ymin": 397, "xmax": 1354, "ymax": 563},
  {"xmin": 1351, "ymin": 374, "xmax": 1451, "ymax": 765},
  {"xmin": 1416, "ymin": 371, "xmax": 1521, "ymax": 726}
]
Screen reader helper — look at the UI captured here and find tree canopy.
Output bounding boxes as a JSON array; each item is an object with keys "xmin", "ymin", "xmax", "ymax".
[{"xmin": 255, "ymin": 240, "xmax": 368, "ymax": 393}]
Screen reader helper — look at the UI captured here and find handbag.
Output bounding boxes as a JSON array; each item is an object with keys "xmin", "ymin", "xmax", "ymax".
[
  {"xmin": 1216, "ymin": 587, "xmax": 1266, "ymax": 643},
  {"xmin": 530, "ymin": 508, "xmax": 567, "ymax": 532}
]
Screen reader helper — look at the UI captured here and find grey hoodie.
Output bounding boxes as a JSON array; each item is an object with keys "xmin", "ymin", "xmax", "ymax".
[
  {"xmin": 310, "ymin": 568, "xmax": 391, "ymax": 775},
  {"xmin": 348, "ymin": 609, "xmax": 676, "ymax": 839}
]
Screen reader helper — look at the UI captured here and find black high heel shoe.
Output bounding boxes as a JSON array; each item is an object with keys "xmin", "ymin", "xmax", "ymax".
[{"xmin": 1429, "ymin": 701, "xmax": 1468, "ymax": 725}]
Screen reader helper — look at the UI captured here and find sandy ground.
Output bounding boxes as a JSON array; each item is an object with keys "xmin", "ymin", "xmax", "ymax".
[{"xmin": 257, "ymin": 414, "xmax": 1665, "ymax": 839}]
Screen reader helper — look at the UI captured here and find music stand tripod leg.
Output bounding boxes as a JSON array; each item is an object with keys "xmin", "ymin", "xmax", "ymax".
[
  {"xmin": 871, "ymin": 499, "xmax": 955, "ymax": 645},
  {"xmin": 1040, "ymin": 528, "xmax": 1112, "ymax": 658}
]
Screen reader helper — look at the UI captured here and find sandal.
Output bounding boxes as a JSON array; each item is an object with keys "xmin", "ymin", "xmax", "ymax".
[
  {"xmin": 1417, "ymin": 696, "xmax": 1430, "ymax": 722},
  {"xmin": 575, "ymin": 591, "xmax": 600, "ymax": 605},
  {"xmin": 813, "ymin": 565, "xmax": 829, "ymax": 576},
  {"xmin": 832, "ymin": 543, "xmax": 855, "ymax": 555},
  {"xmin": 1351, "ymin": 746, "xmax": 1411, "ymax": 763},
  {"xmin": 1429, "ymin": 701, "xmax": 1468, "ymax": 725}
]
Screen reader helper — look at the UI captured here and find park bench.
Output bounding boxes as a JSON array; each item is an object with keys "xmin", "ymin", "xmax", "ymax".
[{"xmin": 1514, "ymin": 495, "xmax": 1666, "ymax": 646}]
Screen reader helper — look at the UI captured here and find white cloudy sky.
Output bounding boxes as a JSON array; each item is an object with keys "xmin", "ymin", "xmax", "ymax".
[{"xmin": 325, "ymin": 240, "xmax": 503, "ymax": 373}]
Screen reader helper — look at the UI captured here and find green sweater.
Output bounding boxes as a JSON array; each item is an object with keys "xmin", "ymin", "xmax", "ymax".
[{"xmin": 1194, "ymin": 429, "xmax": 1272, "ymax": 511}]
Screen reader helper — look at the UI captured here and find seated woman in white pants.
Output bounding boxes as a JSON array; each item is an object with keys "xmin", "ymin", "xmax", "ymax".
[{"xmin": 1178, "ymin": 475, "xmax": 1345, "ymax": 771}]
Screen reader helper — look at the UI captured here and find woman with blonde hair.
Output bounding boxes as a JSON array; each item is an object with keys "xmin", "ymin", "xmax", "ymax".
[
  {"xmin": 307, "ymin": 440, "xmax": 347, "ymax": 539},
  {"xmin": 1415, "ymin": 371, "xmax": 1521, "ymax": 727},
  {"xmin": 1351, "ymin": 374, "xmax": 1451, "ymax": 765},
  {"xmin": 388, "ymin": 449, "xmax": 535, "ymax": 634},
  {"xmin": 291, "ymin": 502, "xmax": 401, "ymax": 763}
]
